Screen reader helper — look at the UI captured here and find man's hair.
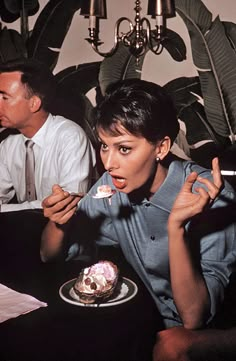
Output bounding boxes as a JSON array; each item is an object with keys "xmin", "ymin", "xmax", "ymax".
[
  {"xmin": 0, "ymin": 58, "xmax": 56, "ymax": 111},
  {"xmin": 94, "ymin": 78, "xmax": 179, "ymax": 145}
]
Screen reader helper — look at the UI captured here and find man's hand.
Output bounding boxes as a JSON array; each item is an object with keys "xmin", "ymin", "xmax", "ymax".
[
  {"xmin": 153, "ymin": 327, "xmax": 195, "ymax": 361},
  {"xmin": 42, "ymin": 184, "xmax": 83, "ymax": 225}
]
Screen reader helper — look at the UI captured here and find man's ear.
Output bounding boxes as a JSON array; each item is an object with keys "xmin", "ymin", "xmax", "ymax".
[
  {"xmin": 29, "ymin": 95, "xmax": 42, "ymax": 113},
  {"xmin": 155, "ymin": 136, "xmax": 172, "ymax": 160}
]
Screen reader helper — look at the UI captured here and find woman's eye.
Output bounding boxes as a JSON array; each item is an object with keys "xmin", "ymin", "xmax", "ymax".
[
  {"xmin": 119, "ymin": 146, "xmax": 131, "ymax": 154},
  {"xmin": 100, "ymin": 143, "xmax": 108, "ymax": 151}
]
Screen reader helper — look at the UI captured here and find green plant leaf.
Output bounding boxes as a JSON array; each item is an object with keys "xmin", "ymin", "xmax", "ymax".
[
  {"xmin": 176, "ymin": 0, "xmax": 236, "ymax": 141},
  {"xmin": 180, "ymin": 101, "xmax": 217, "ymax": 145},
  {"xmin": 27, "ymin": 0, "xmax": 81, "ymax": 70},
  {"xmin": 223, "ymin": 21, "xmax": 236, "ymax": 53},
  {"xmin": 51, "ymin": 62, "xmax": 101, "ymax": 147},
  {"xmin": 164, "ymin": 76, "xmax": 201, "ymax": 115},
  {"xmin": 162, "ymin": 28, "xmax": 186, "ymax": 62},
  {"xmin": 0, "ymin": 1, "xmax": 19, "ymax": 22},
  {"xmin": 55, "ymin": 62, "xmax": 101, "ymax": 96},
  {"xmin": 0, "ymin": 27, "xmax": 26, "ymax": 62},
  {"xmin": 98, "ymin": 42, "xmax": 145, "ymax": 96},
  {"xmin": 3, "ymin": 0, "xmax": 39, "ymax": 15}
]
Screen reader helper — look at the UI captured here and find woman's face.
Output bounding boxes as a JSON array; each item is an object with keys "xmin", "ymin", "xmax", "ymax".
[{"xmin": 98, "ymin": 124, "xmax": 161, "ymax": 194}]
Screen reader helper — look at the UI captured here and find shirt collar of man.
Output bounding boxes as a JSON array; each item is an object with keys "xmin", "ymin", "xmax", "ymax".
[{"xmin": 23, "ymin": 113, "xmax": 51, "ymax": 148}]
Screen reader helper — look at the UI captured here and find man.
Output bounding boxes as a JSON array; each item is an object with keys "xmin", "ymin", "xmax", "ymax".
[
  {"xmin": 153, "ymin": 326, "xmax": 236, "ymax": 361},
  {"xmin": 0, "ymin": 58, "xmax": 96, "ymax": 212}
]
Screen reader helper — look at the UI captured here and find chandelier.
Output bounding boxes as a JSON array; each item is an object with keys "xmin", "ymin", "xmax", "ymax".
[{"xmin": 80, "ymin": 0, "xmax": 176, "ymax": 59}]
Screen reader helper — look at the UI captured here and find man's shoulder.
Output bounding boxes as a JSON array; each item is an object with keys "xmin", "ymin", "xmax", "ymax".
[
  {"xmin": 49, "ymin": 114, "xmax": 81, "ymax": 128},
  {"xmin": 49, "ymin": 114, "xmax": 88, "ymax": 138},
  {"xmin": 0, "ymin": 133, "xmax": 23, "ymax": 149}
]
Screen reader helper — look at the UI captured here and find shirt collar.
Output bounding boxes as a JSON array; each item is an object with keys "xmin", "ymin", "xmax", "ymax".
[
  {"xmin": 148, "ymin": 160, "xmax": 187, "ymax": 212},
  {"xmin": 30, "ymin": 114, "xmax": 52, "ymax": 148},
  {"xmin": 104, "ymin": 160, "xmax": 191, "ymax": 212}
]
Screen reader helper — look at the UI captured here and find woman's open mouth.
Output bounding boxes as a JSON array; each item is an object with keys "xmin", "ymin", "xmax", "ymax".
[{"xmin": 111, "ymin": 177, "xmax": 127, "ymax": 189}]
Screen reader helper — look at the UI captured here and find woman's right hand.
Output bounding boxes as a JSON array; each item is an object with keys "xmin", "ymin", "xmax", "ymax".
[{"xmin": 42, "ymin": 184, "xmax": 83, "ymax": 225}]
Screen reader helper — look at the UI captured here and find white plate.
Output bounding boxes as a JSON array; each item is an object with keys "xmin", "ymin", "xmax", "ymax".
[{"xmin": 59, "ymin": 277, "xmax": 138, "ymax": 307}]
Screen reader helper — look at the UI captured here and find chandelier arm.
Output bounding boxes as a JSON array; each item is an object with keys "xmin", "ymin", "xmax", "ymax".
[
  {"xmin": 141, "ymin": 17, "xmax": 163, "ymax": 55},
  {"xmin": 140, "ymin": 17, "xmax": 151, "ymax": 43},
  {"xmin": 90, "ymin": 17, "xmax": 134, "ymax": 57},
  {"xmin": 148, "ymin": 35, "xmax": 163, "ymax": 55}
]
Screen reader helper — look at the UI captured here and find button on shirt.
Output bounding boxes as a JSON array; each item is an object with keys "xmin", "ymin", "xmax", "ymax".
[
  {"xmin": 0, "ymin": 114, "xmax": 96, "ymax": 212},
  {"xmin": 72, "ymin": 160, "xmax": 236, "ymax": 328}
]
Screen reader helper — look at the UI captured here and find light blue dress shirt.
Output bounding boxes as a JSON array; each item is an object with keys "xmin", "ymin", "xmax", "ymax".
[{"xmin": 72, "ymin": 160, "xmax": 236, "ymax": 328}]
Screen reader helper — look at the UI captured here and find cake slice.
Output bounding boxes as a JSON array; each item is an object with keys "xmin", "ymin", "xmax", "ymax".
[
  {"xmin": 73, "ymin": 260, "xmax": 119, "ymax": 304},
  {"xmin": 93, "ymin": 185, "xmax": 116, "ymax": 198}
]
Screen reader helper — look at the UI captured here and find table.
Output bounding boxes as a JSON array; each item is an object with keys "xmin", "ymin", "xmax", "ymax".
[{"xmin": 0, "ymin": 211, "xmax": 162, "ymax": 361}]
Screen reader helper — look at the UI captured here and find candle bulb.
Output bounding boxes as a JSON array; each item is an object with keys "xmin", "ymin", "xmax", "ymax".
[
  {"xmin": 89, "ymin": 15, "xmax": 96, "ymax": 29},
  {"xmin": 157, "ymin": 0, "xmax": 162, "ymax": 15}
]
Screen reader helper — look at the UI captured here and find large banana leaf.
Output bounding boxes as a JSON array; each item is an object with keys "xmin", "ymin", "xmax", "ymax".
[
  {"xmin": 164, "ymin": 76, "xmax": 201, "ymax": 115},
  {"xmin": 52, "ymin": 62, "xmax": 101, "ymax": 146},
  {"xmin": 163, "ymin": 75, "xmax": 221, "ymax": 145},
  {"xmin": 27, "ymin": 0, "xmax": 81, "ymax": 70},
  {"xmin": 0, "ymin": 0, "xmax": 39, "ymax": 22},
  {"xmin": 98, "ymin": 42, "xmax": 145, "ymax": 96},
  {"xmin": 175, "ymin": 0, "xmax": 236, "ymax": 141},
  {"xmin": 99, "ymin": 28, "xmax": 186, "ymax": 95},
  {"xmin": 0, "ymin": 27, "xmax": 26, "ymax": 62},
  {"xmin": 55, "ymin": 62, "xmax": 101, "ymax": 96},
  {"xmin": 161, "ymin": 28, "xmax": 187, "ymax": 62},
  {"xmin": 180, "ymin": 101, "xmax": 217, "ymax": 145},
  {"xmin": 223, "ymin": 22, "xmax": 236, "ymax": 52},
  {"xmin": 3, "ymin": 0, "xmax": 39, "ymax": 15}
]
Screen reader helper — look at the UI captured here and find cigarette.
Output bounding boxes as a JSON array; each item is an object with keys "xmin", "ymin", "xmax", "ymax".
[{"xmin": 220, "ymin": 170, "xmax": 236, "ymax": 176}]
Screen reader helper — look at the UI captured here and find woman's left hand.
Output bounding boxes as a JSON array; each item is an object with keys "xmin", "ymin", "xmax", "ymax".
[{"xmin": 169, "ymin": 157, "xmax": 222, "ymax": 227}]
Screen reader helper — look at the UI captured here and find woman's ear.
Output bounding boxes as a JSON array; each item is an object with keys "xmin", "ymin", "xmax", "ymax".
[
  {"xmin": 155, "ymin": 136, "xmax": 171, "ymax": 160},
  {"xmin": 29, "ymin": 95, "xmax": 42, "ymax": 113}
]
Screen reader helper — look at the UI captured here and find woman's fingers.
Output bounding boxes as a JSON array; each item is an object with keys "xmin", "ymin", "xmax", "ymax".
[
  {"xmin": 211, "ymin": 157, "xmax": 223, "ymax": 190},
  {"xmin": 197, "ymin": 157, "xmax": 223, "ymax": 201}
]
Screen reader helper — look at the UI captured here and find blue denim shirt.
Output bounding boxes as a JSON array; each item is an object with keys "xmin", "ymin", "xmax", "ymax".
[{"xmin": 72, "ymin": 160, "xmax": 236, "ymax": 328}]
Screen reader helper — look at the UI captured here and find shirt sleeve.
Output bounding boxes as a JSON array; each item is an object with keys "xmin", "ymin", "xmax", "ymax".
[
  {"xmin": 65, "ymin": 175, "xmax": 119, "ymax": 260},
  {"xmin": 0, "ymin": 143, "xmax": 16, "ymax": 204},
  {"xmin": 1, "ymin": 200, "xmax": 42, "ymax": 212},
  {"xmin": 188, "ymin": 186, "xmax": 236, "ymax": 323},
  {"xmin": 57, "ymin": 126, "xmax": 96, "ymax": 194}
]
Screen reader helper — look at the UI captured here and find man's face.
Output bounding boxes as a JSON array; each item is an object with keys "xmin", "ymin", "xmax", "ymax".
[{"xmin": 0, "ymin": 71, "xmax": 33, "ymax": 130}]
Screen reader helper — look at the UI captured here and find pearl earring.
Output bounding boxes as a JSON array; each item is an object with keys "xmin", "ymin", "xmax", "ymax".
[{"xmin": 156, "ymin": 157, "xmax": 160, "ymax": 162}]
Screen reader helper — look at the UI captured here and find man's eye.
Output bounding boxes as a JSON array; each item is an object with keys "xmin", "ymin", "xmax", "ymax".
[
  {"xmin": 119, "ymin": 146, "xmax": 131, "ymax": 154},
  {"xmin": 0, "ymin": 94, "xmax": 7, "ymax": 100}
]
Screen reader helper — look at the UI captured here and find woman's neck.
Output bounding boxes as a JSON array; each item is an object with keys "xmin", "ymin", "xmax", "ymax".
[{"xmin": 149, "ymin": 163, "xmax": 168, "ymax": 198}]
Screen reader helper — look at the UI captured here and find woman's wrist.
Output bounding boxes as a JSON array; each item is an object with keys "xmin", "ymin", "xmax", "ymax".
[{"xmin": 168, "ymin": 218, "xmax": 185, "ymax": 235}]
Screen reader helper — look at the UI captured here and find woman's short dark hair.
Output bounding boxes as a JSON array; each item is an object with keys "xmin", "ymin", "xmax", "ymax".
[
  {"xmin": 94, "ymin": 78, "xmax": 179, "ymax": 145},
  {"xmin": 0, "ymin": 58, "xmax": 56, "ymax": 111}
]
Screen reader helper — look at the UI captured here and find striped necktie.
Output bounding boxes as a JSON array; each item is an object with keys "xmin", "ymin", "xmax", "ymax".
[{"xmin": 25, "ymin": 140, "xmax": 36, "ymax": 201}]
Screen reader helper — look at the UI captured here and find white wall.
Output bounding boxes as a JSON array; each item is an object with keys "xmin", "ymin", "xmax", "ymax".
[{"xmin": 4, "ymin": 0, "xmax": 236, "ymax": 86}]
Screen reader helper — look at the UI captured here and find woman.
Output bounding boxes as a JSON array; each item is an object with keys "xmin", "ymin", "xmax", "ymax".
[{"xmin": 41, "ymin": 79, "xmax": 236, "ymax": 330}]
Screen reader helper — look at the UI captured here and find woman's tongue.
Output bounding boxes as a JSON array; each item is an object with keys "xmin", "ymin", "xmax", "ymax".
[{"xmin": 112, "ymin": 177, "xmax": 127, "ymax": 189}]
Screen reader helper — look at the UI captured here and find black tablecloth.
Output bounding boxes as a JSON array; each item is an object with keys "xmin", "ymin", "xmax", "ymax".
[{"xmin": 0, "ymin": 211, "xmax": 162, "ymax": 361}]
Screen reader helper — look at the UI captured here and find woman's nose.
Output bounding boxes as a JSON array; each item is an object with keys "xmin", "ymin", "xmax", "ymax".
[{"xmin": 102, "ymin": 152, "xmax": 118, "ymax": 172}]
